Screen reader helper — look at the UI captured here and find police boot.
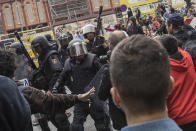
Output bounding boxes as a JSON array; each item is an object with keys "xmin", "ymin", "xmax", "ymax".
[
  {"xmin": 95, "ymin": 114, "xmax": 112, "ymax": 131},
  {"xmin": 54, "ymin": 113, "xmax": 70, "ymax": 131},
  {"xmin": 38, "ymin": 118, "xmax": 51, "ymax": 131},
  {"xmin": 95, "ymin": 122, "xmax": 112, "ymax": 131}
]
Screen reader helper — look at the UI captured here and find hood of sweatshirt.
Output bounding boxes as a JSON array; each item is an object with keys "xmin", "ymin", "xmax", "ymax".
[{"xmin": 170, "ymin": 48, "xmax": 194, "ymax": 72}]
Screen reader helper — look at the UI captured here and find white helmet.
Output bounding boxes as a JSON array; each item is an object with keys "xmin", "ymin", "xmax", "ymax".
[{"xmin": 82, "ymin": 24, "xmax": 96, "ymax": 35}]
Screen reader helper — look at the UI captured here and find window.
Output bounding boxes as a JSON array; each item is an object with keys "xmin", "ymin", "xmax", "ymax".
[
  {"xmin": 36, "ymin": 0, "xmax": 44, "ymax": 20},
  {"xmin": 103, "ymin": 0, "xmax": 109, "ymax": 6},
  {"xmin": 94, "ymin": 0, "xmax": 100, "ymax": 8},
  {"xmin": 4, "ymin": 6, "xmax": 13, "ymax": 26},
  {"xmin": 26, "ymin": 2, "xmax": 34, "ymax": 22},
  {"xmin": 15, "ymin": 4, "xmax": 23, "ymax": 25},
  {"xmin": 114, "ymin": 0, "xmax": 119, "ymax": 4}
]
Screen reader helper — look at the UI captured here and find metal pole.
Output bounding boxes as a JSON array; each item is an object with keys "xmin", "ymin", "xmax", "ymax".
[
  {"xmin": 74, "ymin": 10, "xmax": 79, "ymax": 29},
  {"xmin": 35, "ymin": 0, "xmax": 40, "ymax": 23},
  {"xmin": 67, "ymin": 4, "xmax": 71, "ymax": 19},
  {"xmin": 47, "ymin": 0, "xmax": 57, "ymax": 40}
]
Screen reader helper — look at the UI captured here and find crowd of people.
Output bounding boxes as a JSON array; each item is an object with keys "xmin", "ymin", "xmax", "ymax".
[
  {"xmin": 112, "ymin": 2, "xmax": 196, "ymax": 37},
  {"xmin": 0, "ymin": 2, "xmax": 196, "ymax": 131}
]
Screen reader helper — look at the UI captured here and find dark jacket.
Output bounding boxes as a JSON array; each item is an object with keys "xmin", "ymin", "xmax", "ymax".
[
  {"xmin": 127, "ymin": 17, "xmax": 145, "ymax": 36},
  {"xmin": 173, "ymin": 24, "xmax": 196, "ymax": 48},
  {"xmin": 59, "ymin": 45, "xmax": 69, "ymax": 64},
  {"xmin": 127, "ymin": 10, "xmax": 133, "ymax": 18},
  {"xmin": 156, "ymin": 20, "xmax": 168, "ymax": 35},
  {"xmin": 98, "ymin": 64, "xmax": 126, "ymax": 130},
  {"xmin": 136, "ymin": 9, "xmax": 141, "ymax": 18},
  {"xmin": 0, "ymin": 75, "xmax": 32, "ymax": 131},
  {"xmin": 87, "ymin": 36, "xmax": 109, "ymax": 57},
  {"xmin": 22, "ymin": 86, "xmax": 79, "ymax": 115}
]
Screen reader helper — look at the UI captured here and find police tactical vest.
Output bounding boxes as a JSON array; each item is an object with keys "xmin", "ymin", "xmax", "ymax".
[
  {"xmin": 64, "ymin": 53, "xmax": 97, "ymax": 94},
  {"xmin": 30, "ymin": 50, "xmax": 59, "ymax": 90}
]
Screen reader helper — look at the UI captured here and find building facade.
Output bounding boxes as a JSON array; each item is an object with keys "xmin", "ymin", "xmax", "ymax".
[
  {"xmin": 49, "ymin": 0, "xmax": 120, "ymax": 26},
  {"xmin": 0, "ymin": 0, "xmax": 51, "ymax": 34},
  {"xmin": 0, "ymin": 0, "xmax": 120, "ymax": 34},
  {"xmin": 0, "ymin": 12, "xmax": 4, "ymax": 34}
]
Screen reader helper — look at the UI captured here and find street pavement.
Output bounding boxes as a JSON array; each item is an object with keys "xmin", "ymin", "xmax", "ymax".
[
  {"xmin": 33, "ymin": 88, "xmax": 117, "ymax": 131},
  {"xmin": 33, "ymin": 106, "xmax": 96, "ymax": 131}
]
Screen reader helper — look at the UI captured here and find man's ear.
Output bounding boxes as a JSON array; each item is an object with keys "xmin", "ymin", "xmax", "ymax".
[
  {"xmin": 110, "ymin": 87, "xmax": 121, "ymax": 106},
  {"xmin": 168, "ymin": 76, "xmax": 175, "ymax": 95}
]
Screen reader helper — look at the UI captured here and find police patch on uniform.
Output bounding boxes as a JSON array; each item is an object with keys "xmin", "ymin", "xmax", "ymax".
[{"xmin": 52, "ymin": 58, "xmax": 57, "ymax": 64}]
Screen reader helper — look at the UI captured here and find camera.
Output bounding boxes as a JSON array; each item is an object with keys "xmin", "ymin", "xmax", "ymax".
[{"xmin": 99, "ymin": 50, "xmax": 111, "ymax": 64}]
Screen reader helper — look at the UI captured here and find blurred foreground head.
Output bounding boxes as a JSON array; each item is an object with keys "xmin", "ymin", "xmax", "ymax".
[
  {"xmin": 110, "ymin": 35, "xmax": 171, "ymax": 117},
  {"xmin": 0, "ymin": 49, "xmax": 16, "ymax": 78}
]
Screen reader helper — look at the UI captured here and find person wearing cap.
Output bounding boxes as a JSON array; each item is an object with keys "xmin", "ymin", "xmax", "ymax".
[
  {"xmin": 82, "ymin": 24, "xmax": 108, "ymax": 57},
  {"xmin": 53, "ymin": 39, "xmax": 111, "ymax": 131},
  {"xmin": 165, "ymin": 13, "xmax": 196, "ymax": 47},
  {"xmin": 158, "ymin": 35, "xmax": 196, "ymax": 131}
]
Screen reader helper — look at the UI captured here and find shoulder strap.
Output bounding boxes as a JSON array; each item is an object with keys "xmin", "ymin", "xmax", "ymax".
[{"xmin": 39, "ymin": 50, "xmax": 58, "ymax": 70}]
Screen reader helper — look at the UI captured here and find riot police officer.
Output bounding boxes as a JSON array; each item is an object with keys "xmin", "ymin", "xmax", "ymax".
[
  {"xmin": 30, "ymin": 36, "xmax": 70, "ymax": 131},
  {"xmin": 53, "ymin": 39, "xmax": 111, "ymax": 131},
  {"xmin": 58, "ymin": 34, "xmax": 73, "ymax": 63},
  {"xmin": 82, "ymin": 24, "xmax": 108, "ymax": 57}
]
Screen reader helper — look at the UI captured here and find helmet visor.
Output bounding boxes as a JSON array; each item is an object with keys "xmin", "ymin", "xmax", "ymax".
[{"xmin": 69, "ymin": 42, "xmax": 88, "ymax": 57}]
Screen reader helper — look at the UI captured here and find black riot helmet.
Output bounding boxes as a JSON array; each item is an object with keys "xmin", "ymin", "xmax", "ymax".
[
  {"xmin": 58, "ymin": 34, "xmax": 72, "ymax": 47},
  {"xmin": 68, "ymin": 39, "xmax": 88, "ymax": 57},
  {"xmin": 10, "ymin": 42, "xmax": 23, "ymax": 55},
  {"xmin": 31, "ymin": 36, "xmax": 50, "ymax": 56},
  {"xmin": 44, "ymin": 34, "xmax": 52, "ymax": 41}
]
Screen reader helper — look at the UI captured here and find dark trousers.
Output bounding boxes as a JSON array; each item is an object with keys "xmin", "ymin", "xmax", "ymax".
[
  {"xmin": 38, "ymin": 117, "xmax": 50, "ymax": 131},
  {"xmin": 109, "ymin": 104, "xmax": 126, "ymax": 130},
  {"xmin": 70, "ymin": 102, "xmax": 110, "ymax": 131},
  {"xmin": 39, "ymin": 113, "xmax": 70, "ymax": 131},
  {"xmin": 50, "ymin": 113, "xmax": 70, "ymax": 131},
  {"xmin": 180, "ymin": 121, "xmax": 196, "ymax": 131}
]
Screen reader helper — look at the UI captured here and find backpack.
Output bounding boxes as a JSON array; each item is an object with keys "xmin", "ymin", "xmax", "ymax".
[{"xmin": 183, "ymin": 30, "xmax": 196, "ymax": 70}]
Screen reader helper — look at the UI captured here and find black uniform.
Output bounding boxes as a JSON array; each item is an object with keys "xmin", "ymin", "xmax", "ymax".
[
  {"xmin": 30, "ymin": 36, "xmax": 70, "ymax": 131},
  {"xmin": 98, "ymin": 64, "xmax": 126, "ymax": 130},
  {"xmin": 55, "ymin": 53, "xmax": 111, "ymax": 131},
  {"xmin": 86, "ymin": 36, "xmax": 109, "ymax": 57},
  {"xmin": 127, "ymin": 16, "xmax": 145, "ymax": 36},
  {"xmin": 59, "ymin": 45, "xmax": 69, "ymax": 64},
  {"xmin": 58, "ymin": 33, "xmax": 73, "ymax": 63}
]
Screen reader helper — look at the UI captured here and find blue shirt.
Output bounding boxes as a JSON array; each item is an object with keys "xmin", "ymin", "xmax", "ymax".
[{"xmin": 121, "ymin": 118, "xmax": 182, "ymax": 131}]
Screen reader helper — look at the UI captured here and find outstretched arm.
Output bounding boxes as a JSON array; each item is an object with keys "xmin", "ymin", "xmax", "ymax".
[{"xmin": 22, "ymin": 87, "xmax": 95, "ymax": 114}]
